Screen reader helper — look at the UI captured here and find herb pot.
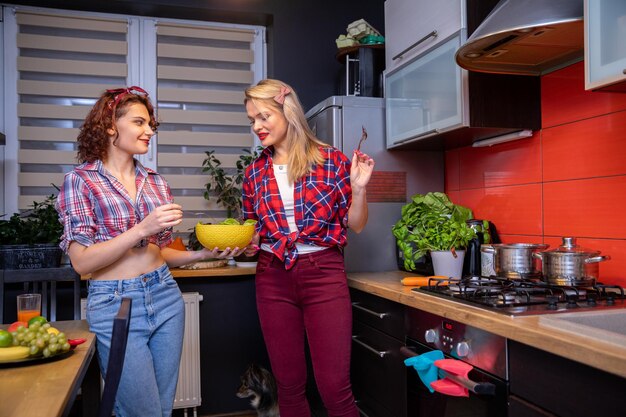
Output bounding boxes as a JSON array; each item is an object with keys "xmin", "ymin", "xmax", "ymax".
[
  {"xmin": 481, "ymin": 243, "xmax": 549, "ymax": 279},
  {"xmin": 431, "ymin": 250, "xmax": 466, "ymax": 279},
  {"xmin": 532, "ymin": 237, "xmax": 610, "ymax": 286}
]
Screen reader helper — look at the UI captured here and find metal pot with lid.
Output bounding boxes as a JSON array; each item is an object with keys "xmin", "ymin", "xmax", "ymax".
[
  {"xmin": 532, "ymin": 237, "xmax": 610, "ymax": 286},
  {"xmin": 481, "ymin": 243, "xmax": 549, "ymax": 279}
]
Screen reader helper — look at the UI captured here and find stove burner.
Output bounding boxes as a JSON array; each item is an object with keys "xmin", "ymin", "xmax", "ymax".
[{"xmin": 413, "ymin": 275, "xmax": 626, "ymax": 316}]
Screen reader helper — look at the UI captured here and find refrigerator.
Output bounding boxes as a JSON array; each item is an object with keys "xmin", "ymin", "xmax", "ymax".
[{"xmin": 305, "ymin": 96, "xmax": 443, "ymax": 272}]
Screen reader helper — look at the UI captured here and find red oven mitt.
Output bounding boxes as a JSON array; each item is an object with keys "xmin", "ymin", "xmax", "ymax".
[{"xmin": 431, "ymin": 358, "xmax": 472, "ymax": 397}]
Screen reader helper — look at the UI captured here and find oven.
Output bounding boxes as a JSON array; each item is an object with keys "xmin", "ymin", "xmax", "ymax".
[
  {"xmin": 404, "ymin": 275, "xmax": 625, "ymax": 417},
  {"xmin": 404, "ymin": 308, "xmax": 509, "ymax": 417}
]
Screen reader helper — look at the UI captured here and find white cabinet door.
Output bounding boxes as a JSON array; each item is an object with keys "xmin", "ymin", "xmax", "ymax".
[
  {"xmin": 585, "ymin": 0, "xmax": 626, "ymax": 90},
  {"xmin": 384, "ymin": 0, "xmax": 464, "ymax": 72},
  {"xmin": 385, "ymin": 32, "xmax": 467, "ymax": 149}
]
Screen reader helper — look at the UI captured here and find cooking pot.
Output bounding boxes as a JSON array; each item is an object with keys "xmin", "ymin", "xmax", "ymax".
[
  {"xmin": 532, "ymin": 237, "xmax": 610, "ymax": 286},
  {"xmin": 481, "ymin": 243, "xmax": 549, "ymax": 279}
]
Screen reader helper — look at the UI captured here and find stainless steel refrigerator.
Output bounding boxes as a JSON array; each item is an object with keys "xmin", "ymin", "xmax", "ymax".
[{"xmin": 306, "ymin": 96, "xmax": 443, "ymax": 272}]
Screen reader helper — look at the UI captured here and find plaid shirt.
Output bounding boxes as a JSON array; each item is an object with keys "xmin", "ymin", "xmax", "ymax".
[
  {"xmin": 55, "ymin": 159, "xmax": 173, "ymax": 253},
  {"xmin": 242, "ymin": 146, "xmax": 352, "ymax": 269}
]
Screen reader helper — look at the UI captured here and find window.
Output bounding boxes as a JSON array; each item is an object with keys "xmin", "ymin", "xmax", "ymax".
[{"xmin": 2, "ymin": 6, "xmax": 265, "ymax": 236}]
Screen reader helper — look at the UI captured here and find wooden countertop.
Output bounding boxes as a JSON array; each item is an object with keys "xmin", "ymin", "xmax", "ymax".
[
  {"xmin": 0, "ymin": 320, "xmax": 98, "ymax": 417},
  {"xmin": 347, "ymin": 270, "xmax": 626, "ymax": 379},
  {"xmin": 170, "ymin": 264, "xmax": 256, "ymax": 278}
]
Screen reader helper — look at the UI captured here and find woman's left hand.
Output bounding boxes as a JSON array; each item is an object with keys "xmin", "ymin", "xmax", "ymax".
[{"xmin": 351, "ymin": 150, "xmax": 375, "ymax": 189}]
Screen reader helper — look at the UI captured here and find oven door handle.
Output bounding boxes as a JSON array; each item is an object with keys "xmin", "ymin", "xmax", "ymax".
[
  {"xmin": 352, "ymin": 335, "xmax": 390, "ymax": 358},
  {"xmin": 439, "ymin": 370, "xmax": 496, "ymax": 396}
]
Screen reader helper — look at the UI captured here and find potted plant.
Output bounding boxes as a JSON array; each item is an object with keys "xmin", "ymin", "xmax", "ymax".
[
  {"xmin": 187, "ymin": 147, "xmax": 262, "ymax": 260},
  {"xmin": 392, "ymin": 192, "xmax": 476, "ymax": 278},
  {"xmin": 0, "ymin": 193, "xmax": 64, "ymax": 269}
]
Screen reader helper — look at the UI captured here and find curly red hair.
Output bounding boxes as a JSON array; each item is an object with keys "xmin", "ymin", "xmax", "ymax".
[{"xmin": 77, "ymin": 89, "xmax": 159, "ymax": 163}]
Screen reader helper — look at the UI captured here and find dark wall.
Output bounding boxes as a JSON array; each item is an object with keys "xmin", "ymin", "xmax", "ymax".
[{"xmin": 9, "ymin": 0, "xmax": 386, "ymax": 111}]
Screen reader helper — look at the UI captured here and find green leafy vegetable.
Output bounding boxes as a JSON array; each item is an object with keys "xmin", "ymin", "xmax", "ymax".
[{"xmin": 392, "ymin": 192, "xmax": 476, "ymax": 271}]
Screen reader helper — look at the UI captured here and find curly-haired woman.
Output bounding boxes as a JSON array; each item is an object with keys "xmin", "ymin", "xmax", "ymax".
[{"xmin": 56, "ymin": 87, "xmax": 240, "ymax": 416}]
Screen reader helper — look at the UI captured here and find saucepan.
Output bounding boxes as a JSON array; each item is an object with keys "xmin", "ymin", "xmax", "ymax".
[
  {"xmin": 532, "ymin": 237, "xmax": 610, "ymax": 286},
  {"xmin": 481, "ymin": 243, "xmax": 549, "ymax": 279}
]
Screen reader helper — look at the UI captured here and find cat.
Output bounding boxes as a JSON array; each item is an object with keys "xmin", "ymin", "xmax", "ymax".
[{"xmin": 236, "ymin": 363, "xmax": 280, "ymax": 417}]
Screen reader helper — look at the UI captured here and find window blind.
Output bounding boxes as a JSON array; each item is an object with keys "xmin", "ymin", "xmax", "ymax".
[
  {"xmin": 155, "ymin": 22, "xmax": 259, "ymax": 236},
  {"xmin": 14, "ymin": 10, "xmax": 128, "ymax": 211}
]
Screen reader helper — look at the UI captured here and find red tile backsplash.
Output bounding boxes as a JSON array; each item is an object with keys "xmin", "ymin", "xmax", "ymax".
[
  {"xmin": 444, "ymin": 62, "xmax": 626, "ymax": 285},
  {"xmin": 457, "ymin": 184, "xmax": 542, "ymax": 236},
  {"xmin": 459, "ymin": 132, "xmax": 541, "ymax": 189},
  {"xmin": 543, "ymin": 111, "xmax": 626, "ymax": 181},
  {"xmin": 544, "ymin": 176, "xmax": 626, "ymax": 239},
  {"xmin": 444, "ymin": 149, "xmax": 460, "ymax": 191},
  {"xmin": 542, "ymin": 61, "xmax": 626, "ymax": 129}
]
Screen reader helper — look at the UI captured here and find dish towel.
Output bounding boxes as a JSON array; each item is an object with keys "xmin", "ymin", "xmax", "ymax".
[{"xmin": 404, "ymin": 350, "xmax": 445, "ymax": 393}]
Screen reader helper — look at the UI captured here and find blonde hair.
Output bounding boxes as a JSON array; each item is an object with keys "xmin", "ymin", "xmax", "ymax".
[{"xmin": 245, "ymin": 79, "xmax": 327, "ymax": 183}]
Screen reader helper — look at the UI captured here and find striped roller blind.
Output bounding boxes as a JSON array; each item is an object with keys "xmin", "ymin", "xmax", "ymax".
[
  {"xmin": 155, "ymin": 22, "xmax": 258, "ymax": 236},
  {"xmin": 14, "ymin": 10, "xmax": 128, "ymax": 211}
]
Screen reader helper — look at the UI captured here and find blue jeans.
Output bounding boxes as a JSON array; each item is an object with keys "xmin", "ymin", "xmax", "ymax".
[{"xmin": 86, "ymin": 263, "xmax": 185, "ymax": 417}]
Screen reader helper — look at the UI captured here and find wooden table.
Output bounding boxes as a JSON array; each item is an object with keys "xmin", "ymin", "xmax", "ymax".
[{"xmin": 0, "ymin": 320, "xmax": 100, "ymax": 417}]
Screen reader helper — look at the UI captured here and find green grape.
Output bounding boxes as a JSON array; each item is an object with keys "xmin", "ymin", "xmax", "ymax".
[
  {"xmin": 29, "ymin": 345, "xmax": 40, "ymax": 356},
  {"xmin": 48, "ymin": 343, "xmax": 59, "ymax": 354},
  {"xmin": 36, "ymin": 338, "xmax": 46, "ymax": 349},
  {"xmin": 42, "ymin": 347, "xmax": 51, "ymax": 358},
  {"xmin": 61, "ymin": 343, "xmax": 71, "ymax": 353}
]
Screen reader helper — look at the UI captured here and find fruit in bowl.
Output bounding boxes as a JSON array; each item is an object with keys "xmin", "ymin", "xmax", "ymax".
[{"xmin": 195, "ymin": 219, "xmax": 256, "ymax": 251}]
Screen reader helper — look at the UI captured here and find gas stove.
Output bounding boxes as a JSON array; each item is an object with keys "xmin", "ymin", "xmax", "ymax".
[{"xmin": 412, "ymin": 276, "xmax": 626, "ymax": 316}]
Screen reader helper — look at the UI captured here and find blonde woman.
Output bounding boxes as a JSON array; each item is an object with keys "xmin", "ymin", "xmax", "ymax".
[{"xmin": 242, "ymin": 79, "xmax": 375, "ymax": 417}]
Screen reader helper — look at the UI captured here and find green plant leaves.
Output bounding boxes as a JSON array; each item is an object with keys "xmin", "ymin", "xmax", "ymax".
[
  {"xmin": 392, "ymin": 192, "xmax": 476, "ymax": 271},
  {"xmin": 0, "ymin": 194, "xmax": 62, "ymax": 245}
]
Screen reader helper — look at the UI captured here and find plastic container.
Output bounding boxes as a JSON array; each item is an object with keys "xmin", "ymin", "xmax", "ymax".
[{"xmin": 346, "ymin": 19, "xmax": 382, "ymax": 40}]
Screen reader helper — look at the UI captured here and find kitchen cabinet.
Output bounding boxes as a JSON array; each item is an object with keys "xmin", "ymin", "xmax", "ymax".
[
  {"xmin": 174, "ymin": 275, "xmax": 270, "ymax": 416},
  {"xmin": 384, "ymin": 0, "xmax": 541, "ymax": 150},
  {"xmin": 383, "ymin": 0, "xmax": 462, "ymax": 73},
  {"xmin": 508, "ymin": 340, "xmax": 626, "ymax": 417},
  {"xmin": 584, "ymin": 0, "xmax": 626, "ymax": 92},
  {"xmin": 350, "ymin": 288, "xmax": 406, "ymax": 417}
]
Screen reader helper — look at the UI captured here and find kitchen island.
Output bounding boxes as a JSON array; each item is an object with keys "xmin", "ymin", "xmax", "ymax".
[{"xmin": 346, "ymin": 270, "xmax": 626, "ymax": 379}]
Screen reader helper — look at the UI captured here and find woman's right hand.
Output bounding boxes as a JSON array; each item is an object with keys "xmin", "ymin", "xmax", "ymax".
[
  {"xmin": 242, "ymin": 233, "xmax": 260, "ymax": 257},
  {"xmin": 138, "ymin": 203, "xmax": 183, "ymax": 238}
]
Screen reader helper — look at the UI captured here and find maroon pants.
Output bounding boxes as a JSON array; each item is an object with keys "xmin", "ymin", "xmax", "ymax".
[{"xmin": 255, "ymin": 247, "xmax": 359, "ymax": 417}]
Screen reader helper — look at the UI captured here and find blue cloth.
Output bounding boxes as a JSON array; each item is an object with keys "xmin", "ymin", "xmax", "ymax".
[{"xmin": 404, "ymin": 350, "xmax": 445, "ymax": 393}]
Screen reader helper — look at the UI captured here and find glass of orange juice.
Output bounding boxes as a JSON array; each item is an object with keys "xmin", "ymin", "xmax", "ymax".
[{"xmin": 17, "ymin": 294, "xmax": 42, "ymax": 323}]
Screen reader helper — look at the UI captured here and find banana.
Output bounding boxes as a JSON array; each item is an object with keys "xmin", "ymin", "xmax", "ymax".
[{"xmin": 0, "ymin": 346, "xmax": 30, "ymax": 361}]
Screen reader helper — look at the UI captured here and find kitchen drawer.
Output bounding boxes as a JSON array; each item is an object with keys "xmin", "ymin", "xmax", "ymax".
[
  {"xmin": 350, "ymin": 288, "xmax": 405, "ymax": 340},
  {"xmin": 509, "ymin": 340, "xmax": 626, "ymax": 417},
  {"xmin": 351, "ymin": 320, "xmax": 407, "ymax": 417}
]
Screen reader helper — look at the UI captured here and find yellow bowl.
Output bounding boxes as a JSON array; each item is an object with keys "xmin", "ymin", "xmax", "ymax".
[{"xmin": 195, "ymin": 223, "xmax": 255, "ymax": 251}]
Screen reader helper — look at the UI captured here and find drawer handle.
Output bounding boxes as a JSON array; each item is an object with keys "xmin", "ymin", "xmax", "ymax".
[
  {"xmin": 392, "ymin": 30, "xmax": 438, "ymax": 61},
  {"xmin": 352, "ymin": 335, "xmax": 390, "ymax": 358},
  {"xmin": 355, "ymin": 403, "xmax": 373, "ymax": 417},
  {"xmin": 351, "ymin": 302, "xmax": 389, "ymax": 319}
]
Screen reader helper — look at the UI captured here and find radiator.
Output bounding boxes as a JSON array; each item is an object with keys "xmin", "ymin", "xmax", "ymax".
[{"xmin": 174, "ymin": 292, "xmax": 203, "ymax": 412}]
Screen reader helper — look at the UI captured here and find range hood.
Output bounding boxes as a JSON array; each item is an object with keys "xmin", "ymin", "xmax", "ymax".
[{"xmin": 456, "ymin": 0, "xmax": 584, "ymax": 76}]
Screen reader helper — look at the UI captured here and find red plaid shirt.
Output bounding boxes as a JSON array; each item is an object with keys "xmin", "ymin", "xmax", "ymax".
[
  {"xmin": 55, "ymin": 159, "xmax": 174, "ymax": 253},
  {"xmin": 242, "ymin": 146, "xmax": 352, "ymax": 269}
]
